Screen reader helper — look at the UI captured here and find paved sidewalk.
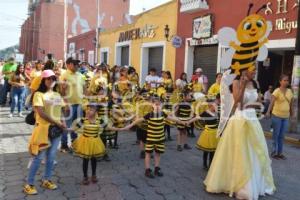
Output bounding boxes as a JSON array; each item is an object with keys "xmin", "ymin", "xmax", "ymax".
[{"xmin": 0, "ymin": 107, "xmax": 300, "ymax": 200}]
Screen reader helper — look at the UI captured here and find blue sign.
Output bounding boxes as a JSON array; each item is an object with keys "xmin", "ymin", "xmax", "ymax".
[{"xmin": 171, "ymin": 35, "xmax": 182, "ymax": 48}]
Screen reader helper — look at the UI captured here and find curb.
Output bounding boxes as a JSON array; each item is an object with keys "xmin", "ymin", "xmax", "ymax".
[{"xmin": 265, "ymin": 131, "xmax": 300, "ymax": 147}]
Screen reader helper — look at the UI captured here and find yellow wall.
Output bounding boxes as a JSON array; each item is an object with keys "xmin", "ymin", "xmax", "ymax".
[{"xmin": 99, "ymin": 0, "xmax": 178, "ymax": 78}]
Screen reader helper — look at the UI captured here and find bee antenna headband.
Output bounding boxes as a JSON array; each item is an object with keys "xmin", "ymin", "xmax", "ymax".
[
  {"xmin": 256, "ymin": 4, "xmax": 267, "ymax": 14},
  {"xmin": 247, "ymin": 3, "xmax": 254, "ymax": 16}
]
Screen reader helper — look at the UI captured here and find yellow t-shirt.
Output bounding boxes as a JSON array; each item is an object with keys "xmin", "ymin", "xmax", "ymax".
[
  {"xmin": 272, "ymin": 88, "xmax": 293, "ymax": 118},
  {"xmin": 60, "ymin": 70, "xmax": 85, "ymax": 105},
  {"xmin": 193, "ymin": 82, "xmax": 203, "ymax": 93},
  {"xmin": 208, "ymin": 83, "xmax": 220, "ymax": 96},
  {"xmin": 30, "ymin": 69, "xmax": 42, "ymax": 79},
  {"xmin": 30, "ymin": 75, "xmax": 42, "ymax": 91},
  {"xmin": 33, "ymin": 91, "xmax": 65, "ymax": 124}
]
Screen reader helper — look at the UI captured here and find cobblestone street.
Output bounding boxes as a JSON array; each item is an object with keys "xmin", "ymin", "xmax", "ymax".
[{"xmin": 1, "ymin": 107, "xmax": 300, "ymax": 200}]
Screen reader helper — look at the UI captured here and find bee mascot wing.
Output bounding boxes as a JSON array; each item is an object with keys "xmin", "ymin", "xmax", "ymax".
[
  {"xmin": 257, "ymin": 21, "xmax": 272, "ymax": 61},
  {"xmin": 217, "ymin": 70, "xmax": 237, "ymax": 137},
  {"xmin": 218, "ymin": 27, "xmax": 238, "ymax": 70}
]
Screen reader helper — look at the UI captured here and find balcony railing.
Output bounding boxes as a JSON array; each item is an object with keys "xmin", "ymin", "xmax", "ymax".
[{"xmin": 180, "ymin": 0, "xmax": 209, "ymax": 13}]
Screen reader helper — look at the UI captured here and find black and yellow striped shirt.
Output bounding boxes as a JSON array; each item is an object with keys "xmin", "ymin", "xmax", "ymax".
[
  {"xmin": 176, "ymin": 103, "xmax": 193, "ymax": 121},
  {"xmin": 75, "ymin": 117, "xmax": 107, "ymax": 137},
  {"xmin": 144, "ymin": 111, "xmax": 167, "ymax": 143}
]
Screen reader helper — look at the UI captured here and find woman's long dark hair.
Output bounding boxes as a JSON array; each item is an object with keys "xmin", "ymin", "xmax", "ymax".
[
  {"xmin": 36, "ymin": 77, "xmax": 58, "ymax": 93},
  {"xmin": 180, "ymin": 72, "xmax": 188, "ymax": 83},
  {"xmin": 15, "ymin": 64, "xmax": 25, "ymax": 76}
]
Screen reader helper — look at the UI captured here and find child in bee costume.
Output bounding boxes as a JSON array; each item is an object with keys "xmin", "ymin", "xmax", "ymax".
[
  {"xmin": 191, "ymin": 98, "xmax": 220, "ymax": 171},
  {"xmin": 127, "ymin": 96, "xmax": 186, "ymax": 178},
  {"xmin": 175, "ymin": 89, "xmax": 194, "ymax": 151},
  {"xmin": 204, "ymin": 4, "xmax": 275, "ymax": 199},
  {"xmin": 71, "ymin": 103, "xmax": 124, "ymax": 185}
]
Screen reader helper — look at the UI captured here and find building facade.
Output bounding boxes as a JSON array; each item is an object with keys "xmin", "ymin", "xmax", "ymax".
[
  {"xmin": 175, "ymin": 0, "xmax": 297, "ymax": 93},
  {"xmin": 19, "ymin": 0, "xmax": 130, "ymax": 62},
  {"xmin": 19, "ymin": 0, "xmax": 65, "ymax": 62},
  {"xmin": 67, "ymin": 0, "xmax": 130, "ymax": 65},
  {"xmin": 99, "ymin": 0, "xmax": 178, "ymax": 84}
]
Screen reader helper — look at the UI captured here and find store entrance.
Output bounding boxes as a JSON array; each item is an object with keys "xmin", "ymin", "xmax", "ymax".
[
  {"xmin": 148, "ymin": 47, "xmax": 163, "ymax": 74},
  {"xmin": 257, "ymin": 50, "xmax": 294, "ymax": 94}
]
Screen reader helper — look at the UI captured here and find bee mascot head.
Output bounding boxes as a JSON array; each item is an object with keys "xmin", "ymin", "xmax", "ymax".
[{"xmin": 218, "ymin": 4, "xmax": 272, "ymax": 75}]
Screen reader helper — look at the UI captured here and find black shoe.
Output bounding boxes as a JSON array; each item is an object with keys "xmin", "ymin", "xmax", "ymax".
[
  {"xmin": 154, "ymin": 167, "xmax": 163, "ymax": 177},
  {"xmin": 184, "ymin": 144, "xmax": 192, "ymax": 150},
  {"xmin": 177, "ymin": 145, "xmax": 183, "ymax": 152},
  {"xmin": 103, "ymin": 154, "xmax": 111, "ymax": 162},
  {"xmin": 145, "ymin": 169, "xmax": 155, "ymax": 178},
  {"xmin": 60, "ymin": 146, "xmax": 70, "ymax": 153},
  {"xmin": 140, "ymin": 151, "xmax": 145, "ymax": 159}
]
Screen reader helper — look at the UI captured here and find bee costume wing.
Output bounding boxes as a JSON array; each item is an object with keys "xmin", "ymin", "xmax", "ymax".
[
  {"xmin": 217, "ymin": 70, "xmax": 237, "ymax": 137},
  {"xmin": 218, "ymin": 27, "xmax": 238, "ymax": 70}
]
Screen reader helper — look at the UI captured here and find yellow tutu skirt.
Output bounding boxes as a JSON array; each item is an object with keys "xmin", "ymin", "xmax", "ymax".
[
  {"xmin": 72, "ymin": 135, "xmax": 106, "ymax": 159},
  {"xmin": 196, "ymin": 126, "xmax": 219, "ymax": 152}
]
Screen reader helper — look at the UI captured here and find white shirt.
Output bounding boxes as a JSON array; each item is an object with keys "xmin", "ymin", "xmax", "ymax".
[
  {"xmin": 264, "ymin": 90, "xmax": 272, "ymax": 103},
  {"xmin": 145, "ymin": 75, "xmax": 160, "ymax": 88},
  {"xmin": 175, "ymin": 79, "xmax": 187, "ymax": 89}
]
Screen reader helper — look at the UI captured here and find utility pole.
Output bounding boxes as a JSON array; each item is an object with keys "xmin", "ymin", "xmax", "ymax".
[
  {"xmin": 95, "ymin": 0, "xmax": 100, "ymax": 64},
  {"xmin": 290, "ymin": 5, "xmax": 300, "ymax": 133},
  {"xmin": 63, "ymin": 0, "xmax": 68, "ymax": 61}
]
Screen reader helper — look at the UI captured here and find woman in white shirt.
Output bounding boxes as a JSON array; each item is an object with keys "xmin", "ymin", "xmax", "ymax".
[{"xmin": 175, "ymin": 72, "xmax": 188, "ymax": 91}]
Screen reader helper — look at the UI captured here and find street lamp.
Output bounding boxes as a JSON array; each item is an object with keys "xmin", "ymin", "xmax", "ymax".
[{"xmin": 164, "ymin": 25, "xmax": 170, "ymax": 41}]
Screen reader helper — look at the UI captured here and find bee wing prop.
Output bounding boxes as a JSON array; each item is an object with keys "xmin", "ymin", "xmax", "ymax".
[
  {"xmin": 218, "ymin": 27, "xmax": 239, "ymax": 47},
  {"xmin": 218, "ymin": 27, "xmax": 239, "ymax": 70},
  {"xmin": 256, "ymin": 45, "xmax": 268, "ymax": 61},
  {"xmin": 217, "ymin": 70, "xmax": 237, "ymax": 137}
]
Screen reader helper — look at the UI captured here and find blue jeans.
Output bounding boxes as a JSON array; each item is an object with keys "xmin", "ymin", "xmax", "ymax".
[
  {"xmin": 0, "ymin": 79, "xmax": 11, "ymax": 105},
  {"xmin": 271, "ymin": 115, "xmax": 289, "ymax": 155},
  {"xmin": 61, "ymin": 104, "xmax": 83, "ymax": 147},
  {"xmin": 27, "ymin": 136, "xmax": 61, "ymax": 185},
  {"xmin": 10, "ymin": 86, "xmax": 26, "ymax": 113}
]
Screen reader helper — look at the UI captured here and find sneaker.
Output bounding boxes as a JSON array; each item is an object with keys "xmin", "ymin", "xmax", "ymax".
[
  {"xmin": 277, "ymin": 154, "xmax": 287, "ymax": 160},
  {"xmin": 154, "ymin": 167, "xmax": 164, "ymax": 177},
  {"xmin": 81, "ymin": 177, "xmax": 90, "ymax": 185},
  {"xmin": 177, "ymin": 145, "xmax": 183, "ymax": 152},
  {"xmin": 41, "ymin": 180, "xmax": 57, "ymax": 190},
  {"xmin": 91, "ymin": 176, "xmax": 98, "ymax": 183},
  {"xmin": 8, "ymin": 113, "xmax": 13, "ymax": 118},
  {"xmin": 18, "ymin": 113, "xmax": 24, "ymax": 118},
  {"xmin": 145, "ymin": 169, "xmax": 155, "ymax": 178},
  {"xmin": 23, "ymin": 184, "xmax": 38, "ymax": 195},
  {"xmin": 184, "ymin": 144, "xmax": 192, "ymax": 150},
  {"xmin": 140, "ymin": 151, "xmax": 145, "ymax": 159}
]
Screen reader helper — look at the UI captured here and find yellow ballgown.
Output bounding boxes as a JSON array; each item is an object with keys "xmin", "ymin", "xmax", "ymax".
[{"xmin": 204, "ymin": 89, "xmax": 275, "ymax": 200}]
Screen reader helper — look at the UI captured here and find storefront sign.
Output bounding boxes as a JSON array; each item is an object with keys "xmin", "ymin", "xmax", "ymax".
[
  {"xmin": 265, "ymin": 0, "xmax": 298, "ymax": 33},
  {"xmin": 171, "ymin": 36, "xmax": 183, "ymax": 48},
  {"xmin": 193, "ymin": 14, "xmax": 213, "ymax": 39},
  {"xmin": 118, "ymin": 24, "xmax": 158, "ymax": 42},
  {"xmin": 189, "ymin": 36, "xmax": 218, "ymax": 46}
]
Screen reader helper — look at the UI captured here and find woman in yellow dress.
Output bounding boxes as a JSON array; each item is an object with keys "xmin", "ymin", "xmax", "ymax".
[{"xmin": 204, "ymin": 68, "xmax": 275, "ymax": 199}]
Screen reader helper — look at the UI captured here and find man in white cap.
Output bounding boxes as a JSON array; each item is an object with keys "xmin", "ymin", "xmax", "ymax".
[{"xmin": 194, "ymin": 68, "xmax": 208, "ymax": 93}]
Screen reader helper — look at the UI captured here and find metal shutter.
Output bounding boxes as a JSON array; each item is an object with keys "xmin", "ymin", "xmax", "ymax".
[
  {"xmin": 149, "ymin": 47, "xmax": 163, "ymax": 74},
  {"xmin": 193, "ymin": 45, "xmax": 218, "ymax": 86},
  {"xmin": 121, "ymin": 46, "xmax": 129, "ymax": 66}
]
